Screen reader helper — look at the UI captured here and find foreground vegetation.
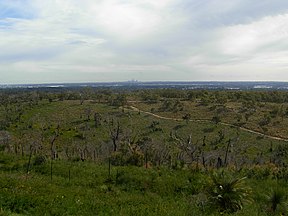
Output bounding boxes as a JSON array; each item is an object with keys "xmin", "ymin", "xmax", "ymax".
[
  {"xmin": 1, "ymin": 153, "xmax": 288, "ymax": 215},
  {"xmin": 1, "ymin": 87, "xmax": 288, "ymax": 215}
]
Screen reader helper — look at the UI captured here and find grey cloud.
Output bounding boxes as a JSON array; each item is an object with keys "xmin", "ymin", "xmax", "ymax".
[{"xmin": 1, "ymin": 0, "xmax": 288, "ymax": 83}]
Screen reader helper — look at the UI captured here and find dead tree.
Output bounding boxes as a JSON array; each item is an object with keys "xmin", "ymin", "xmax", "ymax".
[
  {"xmin": 171, "ymin": 132, "xmax": 199, "ymax": 164},
  {"xmin": 94, "ymin": 112, "xmax": 102, "ymax": 128},
  {"xmin": 223, "ymin": 136, "xmax": 239, "ymax": 167},
  {"xmin": 0, "ymin": 131, "xmax": 11, "ymax": 152},
  {"xmin": 109, "ymin": 120, "xmax": 121, "ymax": 152},
  {"xmin": 50, "ymin": 125, "xmax": 60, "ymax": 160}
]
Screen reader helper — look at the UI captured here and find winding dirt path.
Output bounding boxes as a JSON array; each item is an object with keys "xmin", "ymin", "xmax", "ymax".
[{"xmin": 127, "ymin": 106, "xmax": 288, "ymax": 142}]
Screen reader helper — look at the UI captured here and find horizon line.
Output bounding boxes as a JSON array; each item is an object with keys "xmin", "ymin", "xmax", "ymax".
[{"xmin": 2, "ymin": 80, "xmax": 288, "ymax": 86}]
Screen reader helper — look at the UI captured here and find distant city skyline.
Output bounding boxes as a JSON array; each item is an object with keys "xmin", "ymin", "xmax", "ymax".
[{"xmin": 1, "ymin": 0, "xmax": 288, "ymax": 84}]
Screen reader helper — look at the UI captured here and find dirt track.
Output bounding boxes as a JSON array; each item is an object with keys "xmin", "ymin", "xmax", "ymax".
[{"xmin": 127, "ymin": 106, "xmax": 288, "ymax": 142}]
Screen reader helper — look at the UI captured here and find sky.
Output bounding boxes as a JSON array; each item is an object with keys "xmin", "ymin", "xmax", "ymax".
[{"xmin": 1, "ymin": 0, "xmax": 288, "ymax": 84}]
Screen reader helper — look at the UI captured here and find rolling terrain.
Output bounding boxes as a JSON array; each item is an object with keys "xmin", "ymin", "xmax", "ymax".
[{"xmin": 1, "ymin": 87, "xmax": 288, "ymax": 215}]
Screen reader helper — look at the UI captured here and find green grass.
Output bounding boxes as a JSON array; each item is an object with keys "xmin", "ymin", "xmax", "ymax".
[
  {"xmin": 0, "ymin": 153, "xmax": 200, "ymax": 215},
  {"xmin": 1, "ymin": 153, "xmax": 288, "ymax": 215},
  {"xmin": 2, "ymin": 92, "xmax": 288, "ymax": 215},
  {"xmin": 4, "ymin": 99, "xmax": 288, "ymax": 168}
]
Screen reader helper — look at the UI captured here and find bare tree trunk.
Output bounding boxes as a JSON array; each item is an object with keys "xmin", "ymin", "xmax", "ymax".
[
  {"xmin": 145, "ymin": 150, "xmax": 148, "ymax": 169},
  {"xmin": 224, "ymin": 139, "xmax": 231, "ymax": 167},
  {"xmin": 50, "ymin": 160, "xmax": 53, "ymax": 181},
  {"xmin": 109, "ymin": 120, "xmax": 120, "ymax": 152},
  {"xmin": 26, "ymin": 145, "xmax": 33, "ymax": 174},
  {"xmin": 201, "ymin": 151, "xmax": 206, "ymax": 169}
]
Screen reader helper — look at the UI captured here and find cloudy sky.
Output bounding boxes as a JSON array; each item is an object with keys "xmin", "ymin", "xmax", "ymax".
[{"xmin": 1, "ymin": 0, "xmax": 288, "ymax": 84}]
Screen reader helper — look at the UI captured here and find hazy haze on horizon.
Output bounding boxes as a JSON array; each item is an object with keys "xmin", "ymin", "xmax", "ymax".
[{"xmin": 1, "ymin": 0, "xmax": 288, "ymax": 84}]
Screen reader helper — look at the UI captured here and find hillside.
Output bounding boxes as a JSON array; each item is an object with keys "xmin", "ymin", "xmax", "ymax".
[{"xmin": 1, "ymin": 88, "xmax": 288, "ymax": 215}]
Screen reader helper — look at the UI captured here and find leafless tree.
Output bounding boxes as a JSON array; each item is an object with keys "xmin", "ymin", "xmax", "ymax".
[
  {"xmin": 171, "ymin": 132, "xmax": 200, "ymax": 164},
  {"xmin": 109, "ymin": 120, "xmax": 121, "ymax": 152},
  {"xmin": 0, "ymin": 131, "xmax": 11, "ymax": 152}
]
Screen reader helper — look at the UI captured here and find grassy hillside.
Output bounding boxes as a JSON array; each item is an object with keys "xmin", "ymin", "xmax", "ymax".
[
  {"xmin": 1, "ymin": 153, "xmax": 288, "ymax": 215},
  {"xmin": 2, "ymin": 99, "xmax": 287, "ymax": 166},
  {"xmin": 1, "ymin": 89, "xmax": 288, "ymax": 215}
]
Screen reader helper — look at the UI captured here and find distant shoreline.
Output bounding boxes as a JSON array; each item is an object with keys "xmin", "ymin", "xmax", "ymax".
[{"xmin": 1, "ymin": 81, "xmax": 288, "ymax": 90}]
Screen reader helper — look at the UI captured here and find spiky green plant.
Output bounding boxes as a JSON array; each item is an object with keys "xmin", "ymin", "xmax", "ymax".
[
  {"xmin": 206, "ymin": 171, "xmax": 251, "ymax": 213},
  {"xmin": 266, "ymin": 188, "xmax": 286, "ymax": 214}
]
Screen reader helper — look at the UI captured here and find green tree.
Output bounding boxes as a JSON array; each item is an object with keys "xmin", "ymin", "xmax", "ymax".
[
  {"xmin": 212, "ymin": 115, "xmax": 221, "ymax": 124},
  {"xmin": 182, "ymin": 113, "xmax": 191, "ymax": 124}
]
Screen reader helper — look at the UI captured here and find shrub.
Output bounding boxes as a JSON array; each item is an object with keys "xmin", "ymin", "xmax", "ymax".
[
  {"xmin": 110, "ymin": 151, "xmax": 144, "ymax": 166},
  {"xmin": 205, "ymin": 171, "xmax": 251, "ymax": 213},
  {"xmin": 33, "ymin": 155, "xmax": 47, "ymax": 166},
  {"xmin": 266, "ymin": 188, "xmax": 287, "ymax": 214}
]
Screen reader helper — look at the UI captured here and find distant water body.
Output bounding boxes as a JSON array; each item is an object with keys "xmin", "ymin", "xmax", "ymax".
[{"xmin": 1, "ymin": 81, "xmax": 288, "ymax": 90}]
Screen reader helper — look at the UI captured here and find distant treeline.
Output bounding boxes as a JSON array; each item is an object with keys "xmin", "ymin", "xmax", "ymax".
[{"xmin": 1, "ymin": 87, "xmax": 288, "ymax": 104}]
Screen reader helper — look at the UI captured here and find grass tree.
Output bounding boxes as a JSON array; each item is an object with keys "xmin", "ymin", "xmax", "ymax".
[
  {"xmin": 266, "ymin": 188, "xmax": 287, "ymax": 214},
  {"xmin": 206, "ymin": 170, "xmax": 251, "ymax": 213}
]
